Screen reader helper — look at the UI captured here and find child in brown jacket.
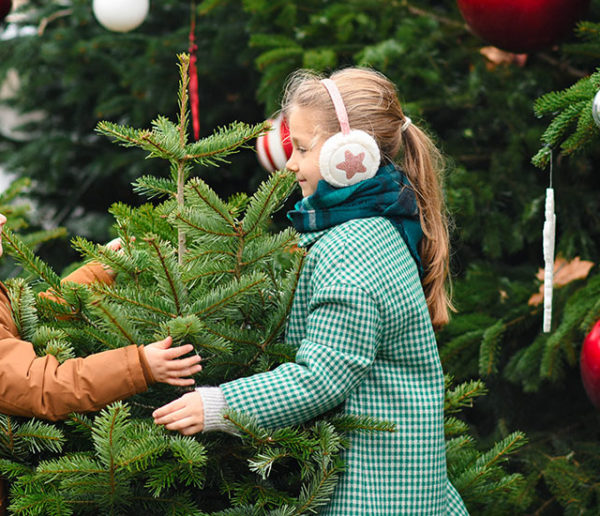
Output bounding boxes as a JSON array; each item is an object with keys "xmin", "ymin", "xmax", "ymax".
[{"xmin": 0, "ymin": 212, "xmax": 202, "ymax": 420}]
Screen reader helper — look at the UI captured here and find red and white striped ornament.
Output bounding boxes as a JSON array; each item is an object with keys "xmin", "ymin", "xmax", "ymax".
[{"xmin": 256, "ymin": 114, "xmax": 292, "ymax": 172}]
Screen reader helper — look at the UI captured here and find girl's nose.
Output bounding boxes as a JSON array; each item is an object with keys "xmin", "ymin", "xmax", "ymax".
[
  {"xmin": 285, "ymin": 153, "xmax": 297, "ymax": 172},
  {"xmin": 0, "ymin": 213, "xmax": 7, "ymax": 226}
]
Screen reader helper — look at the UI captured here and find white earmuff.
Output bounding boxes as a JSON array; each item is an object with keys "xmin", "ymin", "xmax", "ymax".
[{"xmin": 319, "ymin": 79, "xmax": 381, "ymax": 188}]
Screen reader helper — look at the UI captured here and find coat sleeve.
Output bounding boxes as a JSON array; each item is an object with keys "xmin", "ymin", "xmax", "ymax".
[
  {"xmin": 38, "ymin": 261, "xmax": 114, "ymax": 305},
  {"xmin": 0, "ymin": 263, "xmax": 151, "ymax": 421},
  {"xmin": 221, "ymin": 281, "xmax": 382, "ymax": 429}
]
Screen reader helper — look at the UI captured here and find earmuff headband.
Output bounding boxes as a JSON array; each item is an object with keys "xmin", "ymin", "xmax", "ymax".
[
  {"xmin": 321, "ymin": 79, "xmax": 351, "ymax": 136},
  {"xmin": 317, "ymin": 77, "xmax": 381, "ymax": 188}
]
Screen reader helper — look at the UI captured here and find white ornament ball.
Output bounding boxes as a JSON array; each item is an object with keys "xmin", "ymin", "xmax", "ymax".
[
  {"xmin": 256, "ymin": 114, "xmax": 292, "ymax": 172},
  {"xmin": 593, "ymin": 90, "xmax": 600, "ymax": 129},
  {"xmin": 93, "ymin": 0, "xmax": 149, "ymax": 33}
]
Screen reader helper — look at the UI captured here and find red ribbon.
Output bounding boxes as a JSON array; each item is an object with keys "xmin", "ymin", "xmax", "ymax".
[{"xmin": 189, "ymin": 5, "xmax": 200, "ymax": 140}]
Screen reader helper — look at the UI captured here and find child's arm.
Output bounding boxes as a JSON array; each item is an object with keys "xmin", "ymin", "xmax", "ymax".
[
  {"xmin": 153, "ymin": 386, "xmax": 236, "ymax": 435},
  {"xmin": 0, "ymin": 281, "xmax": 201, "ymax": 421},
  {"xmin": 155, "ymin": 281, "xmax": 381, "ymax": 433}
]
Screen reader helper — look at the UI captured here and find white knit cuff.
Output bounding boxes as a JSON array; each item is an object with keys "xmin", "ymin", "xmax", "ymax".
[{"xmin": 196, "ymin": 386, "xmax": 239, "ymax": 435}]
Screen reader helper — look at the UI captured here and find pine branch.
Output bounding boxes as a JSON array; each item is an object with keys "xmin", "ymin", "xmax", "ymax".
[
  {"xmin": 133, "ymin": 176, "xmax": 178, "ymax": 200},
  {"xmin": 1, "ymin": 228, "xmax": 61, "ymax": 289},
  {"xmin": 259, "ymin": 252, "xmax": 304, "ymax": 353},
  {"xmin": 0, "ymin": 176, "xmax": 31, "ymax": 204},
  {"xmin": 478, "ymin": 320, "xmax": 505, "ymax": 377},
  {"xmin": 15, "ymin": 420, "xmax": 64, "ymax": 455},
  {"xmin": 5, "ymin": 278, "xmax": 38, "ymax": 341},
  {"xmin": 444, "ymin": 377, "xmax": 488, "ymax": 414},
  {"xmin": 172, "ymin": 206, "xmax": 237, "ymax": 239},
  {"xmin": 0, "ymin": 415, "xmax": 64, "ymax": 460},
  {"xmin": 89, "ymin": 283, "xmax": 176, "ymax": 320},
  {"xmin": 242, "ymin": 171, "xmax": 296, "ymax": 236},
  {"xmin": 88, "ymin": 299, "xmax": 143, "ymax": 347},
  {"xmin": 184, "ymin": 177, "xmax": 236, "ymax": 226},
  {"xmin": 190, "ymin": 273, "xmax": 267, "ymax": 318},
  {"xmin": 445, "ymin": 416, "xmax": 470, "ymax": 438},
  {"xmin": 532, "ymin": 68, "xmax": 600, "ymax": 167},
  {"xmin": 20, "ymin": 227, "xmax": 68, "ymax": 249},
  {"xmin": 95, "ymin": 121, "xmax": 153, "ymax": 151},
  {"xmin": 471, "ymin": 432, "xmax": 528, "ymax": 474},
  {"xmin": 439, "ymin": 329, "xmax": 484, "ymax": 367},
  {"xmin": 184, "ymin": 121, "xmax": 270, "ymax": 164},
  {"xmin": 144, "ymin": 235, "xmax": 187, "ymax": 316},
  {"xmin": 70, "ymin": 236, "xmax": 136, "ymax": 279}
]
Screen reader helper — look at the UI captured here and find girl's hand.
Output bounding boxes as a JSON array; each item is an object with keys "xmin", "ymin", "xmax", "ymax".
[
  {"xmin": 152, "ymin": 391, "xmax": 204, "ymax": 435},
  {"xmin": 144, "ymin": 337, "xmax": 202, "ymax": 386}
]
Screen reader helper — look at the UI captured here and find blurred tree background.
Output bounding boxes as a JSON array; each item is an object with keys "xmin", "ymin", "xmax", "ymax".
[{"xmin": 1, "ymin": 0, "xmax": 600, "ymax": 513}]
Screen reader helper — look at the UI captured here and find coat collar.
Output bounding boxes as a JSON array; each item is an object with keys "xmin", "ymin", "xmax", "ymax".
[{"xmin": 298, "ymin": 228, "xmax": 330, "ymax": 249}]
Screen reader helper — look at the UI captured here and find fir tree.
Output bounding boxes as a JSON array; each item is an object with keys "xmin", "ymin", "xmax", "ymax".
[
  {"xmin": 0, "ymin": 54, "xmax": 525, "ymax": 515},
  {"xmin": 0, "ymin": 177, "xmax": 66, "ymax": 278}
]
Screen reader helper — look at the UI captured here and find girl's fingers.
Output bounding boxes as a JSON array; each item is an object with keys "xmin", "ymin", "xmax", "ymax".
[
  {"xmin": 164, "ymin": 417, "xmax": 196, "ymax": 431},
  {"xmin": 152, "ymin": 398, "xmax": 185, "ymax": 420},
  {"xmin": 180, "ymin": 424, "xmax": 203, "ymax": 436}
]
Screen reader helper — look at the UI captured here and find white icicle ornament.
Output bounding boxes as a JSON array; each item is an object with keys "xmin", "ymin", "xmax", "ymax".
[
  {"xmin": 593, "ymin": 90, "xmax": 600, "ymax": 128},
  {"xmin": 542, "ymin": 187, "xmax": 556, "ymax": 332}
]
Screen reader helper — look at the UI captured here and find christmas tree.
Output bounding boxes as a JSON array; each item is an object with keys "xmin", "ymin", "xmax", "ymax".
[
  {"xmin": 0, "ymin": 54, "xmax": 526, "ymax": 515},
  {"xmin": 2, "ymin": 1, "xmax": 600, "ymax": 514}
]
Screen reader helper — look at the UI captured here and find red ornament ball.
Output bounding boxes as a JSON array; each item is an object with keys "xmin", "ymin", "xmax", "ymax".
[
  {"xmin": 457, "ymin": 0, "xmax": 591, "ymax": 53},
  {"xmin": 581, "ymin": 320, "xmax": 600, "ymax": 409},
  {"xmin": 256, "ymin": 114, "xmax": 292, "ymax": 173},
  {"xmin": 0, "ymin": 0, "xmax": 12, "ymax": 24}
]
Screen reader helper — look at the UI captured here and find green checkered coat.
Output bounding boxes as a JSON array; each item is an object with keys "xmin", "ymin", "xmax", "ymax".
[{"xmin": 222, "ymin": 217, "xmax": 468, "ymax": 515}]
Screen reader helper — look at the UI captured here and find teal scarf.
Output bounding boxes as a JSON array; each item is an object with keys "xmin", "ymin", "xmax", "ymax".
[{"xmin": 287, "ymin": 163, "xmax": 424, "ymax": 276}]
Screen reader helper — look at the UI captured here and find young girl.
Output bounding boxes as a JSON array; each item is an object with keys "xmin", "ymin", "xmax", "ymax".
[
  {"xmin": 0, "ymin": 213, "xmax": 202, "ymax": 421},
  {"xmin": 153, "ymin": 68, "xmax": 468, "ymax": 514}
]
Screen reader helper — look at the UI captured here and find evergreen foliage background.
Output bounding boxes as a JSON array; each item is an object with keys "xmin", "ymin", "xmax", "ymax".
[
  {"xmin": 0, "ymin": 0, "xmax": 600, "ymax": 514},
  {"xmin": 0, "ymin": 57, "xmax": 525, "ymax": 514}
]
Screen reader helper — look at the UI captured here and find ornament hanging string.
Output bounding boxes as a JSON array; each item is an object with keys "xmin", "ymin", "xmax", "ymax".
[
  {"xmin": 542, "ymin": 147, "xmax": 556, "ymax": 333},
  {"xmin": 189, "ymin": 2, "xmax": 200, "ymax": 140}
]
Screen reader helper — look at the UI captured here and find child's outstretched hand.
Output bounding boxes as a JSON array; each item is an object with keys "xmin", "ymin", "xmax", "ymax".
[
  {"xmin": 104, "ymin": 237, "xmax": 125, "ymax": 251},
  {"xmin": 144, "ymin": 337, "xmax": 202, "ymax": 386},
  {"xmin": 102, "ymin": 237, "xmax": 134, "ymax": 277},
  {"xmin": 152, "ymin": 391, "xmax": 204, "ymax": 435}
]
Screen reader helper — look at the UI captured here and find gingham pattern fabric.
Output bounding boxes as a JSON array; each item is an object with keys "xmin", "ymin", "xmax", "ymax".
[{"xmin": 221, "ymin": 217, "xmax": 468, "ymax": 515}]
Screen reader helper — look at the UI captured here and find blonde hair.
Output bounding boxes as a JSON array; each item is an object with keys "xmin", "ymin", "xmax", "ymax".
[{"xmin": 282, "ymin": 67, "xmax": 453, "ymax": 329}]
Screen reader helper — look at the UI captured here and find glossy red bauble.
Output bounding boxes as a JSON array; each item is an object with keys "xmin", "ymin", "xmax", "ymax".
[
  {"xmin": 457, "ymin": 0, "xmax": 591, "ymax": 53},
  {"xmin": 0, "ymin": 0, "xmax": 12, "ymax": 24},
  {"xmin": 580, "ymin": 320, "xmax": 600, "ymax": 409}
]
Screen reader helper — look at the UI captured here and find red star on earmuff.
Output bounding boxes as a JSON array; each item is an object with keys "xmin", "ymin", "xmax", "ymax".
[{"xmin": 336, "ymin": 150, "xmax": 367, "ymax": 179}]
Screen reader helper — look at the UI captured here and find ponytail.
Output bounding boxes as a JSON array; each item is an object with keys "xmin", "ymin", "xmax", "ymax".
[{"xmin": 400, "ymin": 125, "xmax": 453, "ymax": 329}]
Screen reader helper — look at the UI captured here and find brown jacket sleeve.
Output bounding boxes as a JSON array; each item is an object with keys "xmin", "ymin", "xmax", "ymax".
[
  {"xmin": 38, "ymin": 261, "xmax": 115, "ymax": 305},
  {"xmin": 0, "ymin": 263, "xmax": 153, "ymax": 421}
]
